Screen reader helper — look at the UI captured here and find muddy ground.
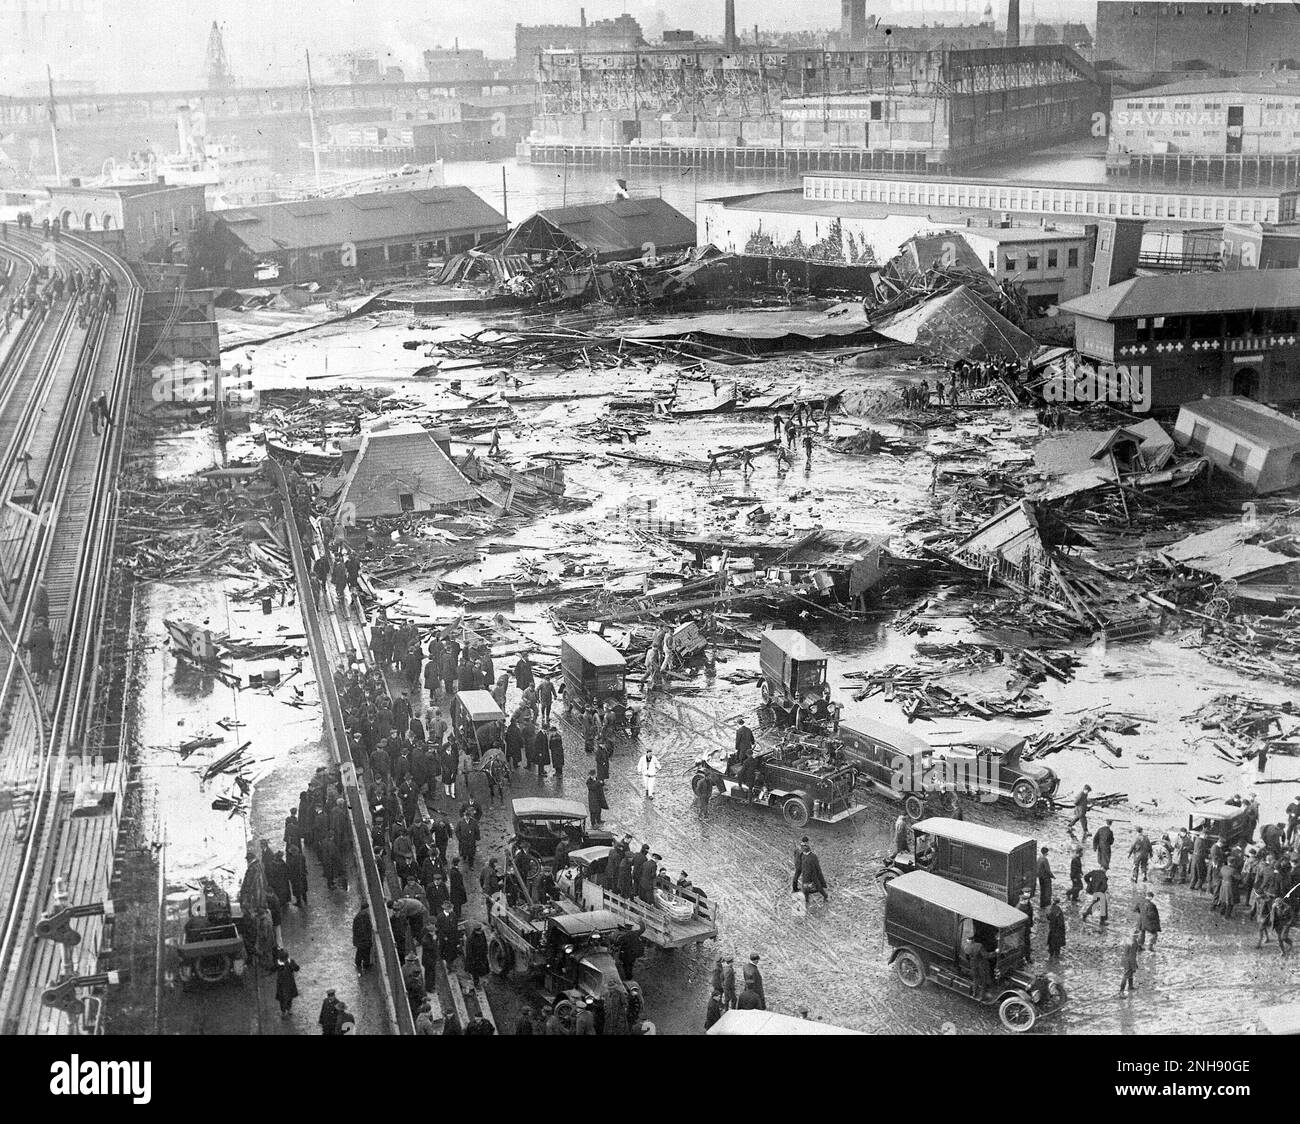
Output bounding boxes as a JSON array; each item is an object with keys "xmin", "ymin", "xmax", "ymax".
[{"xmin": 107, "ymin": 305, "xmax": 1299, "ymax": 1035}]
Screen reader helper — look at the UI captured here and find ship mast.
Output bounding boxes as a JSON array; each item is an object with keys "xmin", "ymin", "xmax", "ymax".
[{"xmin": 305, "ymin": 50, "xmax": 324, "ymax": 195}]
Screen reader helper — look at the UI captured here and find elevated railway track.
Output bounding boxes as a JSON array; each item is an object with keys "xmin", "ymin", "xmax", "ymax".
[{"xmin": 0, "ymin": 228, "xmax": 141, "ymax": 1034}]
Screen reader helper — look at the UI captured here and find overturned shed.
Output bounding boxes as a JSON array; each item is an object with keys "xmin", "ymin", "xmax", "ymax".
[
  {"xmin": 1172, "ymin": 397, "xmax": 1300, "ymax": 495},
  {"xmin": 335, "ymin": 422, "xmax": 479, "ymax": 519}
]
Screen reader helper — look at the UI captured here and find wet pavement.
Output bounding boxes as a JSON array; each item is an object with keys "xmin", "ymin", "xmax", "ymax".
[{"xmin": 129, "ymin": 577, "xmax": 384, "ymax": 1035}]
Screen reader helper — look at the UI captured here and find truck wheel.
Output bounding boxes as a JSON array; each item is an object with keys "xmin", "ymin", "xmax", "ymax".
[
  {"xmin": 691, "ymin": 774, "xmax": 710, "ymax": 797},
  {"xmin": 553, "ymin": 998, "xmax": 577, "ymax": 1032},
  {"xmin": 487, "ymin": 936, "xmax": 513, "ymax": 976},
  {"xmin": 518, "ymin": 849, "xmax": 542, "ymax": 881},
  {"xmin": 999, "ymin": 994, "xmax": 1037, "ymax": 1032},
  {"xmin": 893, "ymin": 948, "xmax": 927, "ymax": 989},
  {"xmin": 782, "ymin": 796, "xmax": 810, "ymax": 827},
  {"xmin": 1012, "ymin": 781, "xmax": 1038, "ymax": 810},
  {"xmin": 195, "ymin": 954, "xmax": 231, "ymax": 984},
  {"xmin": 903, "ymin": 794, "xmax": 926, "ymax": 821}
]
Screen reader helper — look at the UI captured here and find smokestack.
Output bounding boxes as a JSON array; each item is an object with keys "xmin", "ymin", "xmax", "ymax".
[
  {"xmin": 841, "ymin": 0, "xmax": 868, "ymax": 46},
  {"xmin": 580, "ymin": 8, "xmax": 587, "ymax": 30},
  {"xmin": 1005, "ymin": 0, "xmax": 1020, "ymax": 48},
  {"xmin": 724, "ymin": 0, "xmax": 738, "ymax": 50}
]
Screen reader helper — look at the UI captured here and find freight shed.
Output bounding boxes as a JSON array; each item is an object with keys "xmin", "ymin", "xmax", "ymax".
[
  {"xmin": 214, "ymin": 186, "xmax": 506, "ymax": 283},
  {"xmin": 500, "ymin": 198, "xmax": 697, "ymax": 265}
]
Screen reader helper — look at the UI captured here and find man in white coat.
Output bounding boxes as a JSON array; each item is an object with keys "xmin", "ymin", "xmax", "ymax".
[{"xmin": 636, "ymin": 749, "xmax": 661, "ymax": 800}]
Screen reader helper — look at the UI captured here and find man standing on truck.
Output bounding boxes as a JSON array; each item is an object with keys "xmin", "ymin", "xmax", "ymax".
[{"xmin": 734, "ymin": 718, "xmax": 755, "ymax": 764}]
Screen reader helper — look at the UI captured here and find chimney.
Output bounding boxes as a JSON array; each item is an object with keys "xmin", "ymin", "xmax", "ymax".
[
  {"xmin": 1005, "ymin": 0, "xmax": 1020, "ymax": 48},
  {"xmin": 580, "ymin": 8, "xmax": 587, "ymax": 29},
  {"xmin": 841, "ymin": 0, "xmax": 868, "ymax": 46},
  {"xmin": 724, "ymin": 0, "xmax": 738, "ymax": 50}
]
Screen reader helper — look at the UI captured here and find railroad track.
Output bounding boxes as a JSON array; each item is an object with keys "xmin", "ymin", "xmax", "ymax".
[{"xmin": 0, "ymin": 228, "xmax": 141, "ymax": 1033}]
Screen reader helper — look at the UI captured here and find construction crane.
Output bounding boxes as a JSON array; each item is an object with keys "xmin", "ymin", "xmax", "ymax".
[{"xmin": 205, "ymin": 20, "xmax": 235, "ymax": 90}]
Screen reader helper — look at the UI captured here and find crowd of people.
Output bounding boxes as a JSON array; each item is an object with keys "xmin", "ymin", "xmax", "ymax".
[{"xmin": 902, "ymin": 356, "xmax": 1030, "ymax": 410}]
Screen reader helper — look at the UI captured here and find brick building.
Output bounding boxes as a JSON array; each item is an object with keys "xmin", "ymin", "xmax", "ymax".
[{"xmin": 44, "ymin": 182, "xmax": 206, "ymax": 261}]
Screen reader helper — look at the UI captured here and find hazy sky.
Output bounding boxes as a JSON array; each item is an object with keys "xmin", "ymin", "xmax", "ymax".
[{"xmin": 0, "ymin": 0, "xmax": 1097, "ymax": 93}]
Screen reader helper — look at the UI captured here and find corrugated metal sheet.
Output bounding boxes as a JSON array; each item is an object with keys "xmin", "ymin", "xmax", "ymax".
[{"xmin": 221, "ymin": 186, "xmax": 506, "ymax": 255}]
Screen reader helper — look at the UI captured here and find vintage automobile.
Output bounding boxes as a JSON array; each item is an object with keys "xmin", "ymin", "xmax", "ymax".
[
  {"xmin": 451, "ymin": 689, "xmax": 506, "ymax": 755},
  {"xmin": 692, "ymin": 735, "xmax": 867, "ymax": 827},
  {"xmin": 486, "ymin": 899, "xmax": 642, "ymax": 1030},
  {"xmin": 932, "ymin": 732, "xmax": 1061, "ymax": 811},
  {"xmin": 555, "ymin": 845, "xmax": 719, "ymax": 949},
  {"xmin": 759, "ymin": 629, "xmax": 830, "ymax": 729},
  {"xmin": 508, "ymin": 797, "xmax": 615, "ymax": 878},
  {"xmin": 174, "ymin": 879, "xmax": 247, "ymax": 988},
  {"xmin": 879, "ymin": 817, "xmax": 1037, "ymax": 905},
  {"xmin": 560, "ymin": 634, "xmax": 628, "ymax": 713},
  {"xmin": 1188, "ymin": 800, "xmax": 1258, "ymax": 850},
  {"xmin": 834, "ymin": 717, "xmax": 957, "ymax": 821},
  {"xmin": 885, "ymin": 870, "xmax": 1066, "ymax": 1032}
]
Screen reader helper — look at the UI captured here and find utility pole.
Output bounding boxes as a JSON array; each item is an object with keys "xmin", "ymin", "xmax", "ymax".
[
  {"xmin": 501, "ymin": 166, "xmax": 509, "ymax": 224},
  {"xmin": 305, "ymin": 50, "xmax": 324, "ymax": 195},
  {"xmin": 46, "ymin": 66, "xmax": 62, "ymax": 186}
]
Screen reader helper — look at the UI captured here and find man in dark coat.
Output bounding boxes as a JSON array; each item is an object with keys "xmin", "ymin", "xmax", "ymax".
[
  {"xmin": 547, "ymin": 722, "xmax": 565, "ymax": 781},
  {"xmin": 265, "ymin": 849, "xmax": 291, "ymax": 908},
  {"xmin": 1136, "ymin": 890, "xmax": 1162, "ymax": 949},
  {"xmin": 587, "ymin": 771, "xmax": 608, "ymax": 826},
  {"xmin": 286, "ymin": 844, "xmax": 309, "ymax": 907},
  {"xmin": 704, "ymin": 990, "xmax": 726, "ymax": 1030},
  {"xmin": 1067, "ymin": 846, "xmax": 1084, "ymax": 903},
  {"xmin": 742, "ymin": 953, "xmax": 766, "ymax": 1009},
  {"xmin": 352, "ymin": 904, "xmax": 373, "ymax": 972},
  {"xmin": 1093, "ymin": 820, "xmax": 1115, "ymax": 871},
  {"xmin": 318, "ymin": 989, "xmax": 342, "ymax": 1035},
  {"xmin": 734, "ymin": 719, "xmax": 755, "ymax": 763},
  {"xmin": 1037, "ymin": 847, "xmax": 1053, "ymax": 908},
  {"xmin": 797, "ymin": 841, "xmax": 829, "ymax": 903},
  {"xmin": 616, "ymin": 849, "xmax": 635, "ymax": 898},
  {"xmin": 531, "ymin": 724, "xmax": 551, "ymax": 779},
  {"xmin": 1129, "ymin": 827, "xmax": 1153, "ymax": 883},
  {"xmin": 435, "ymin": 901, "xmax": 460, "ymax": 968},
  {"xmin": 638, "ymin": 853, "xmax": 660, "ymax": 907},
  {"xmin": 284, "ymin": 809, "xmax": 304, "ymax": 852},
  {"xmin": 515, "ymin": 653, "xmax": 535, "ymax": 691},
  {"xmin": 615, "ymin": 923, "xmax": 645, "ymax": 980},
  {"xmin": 455, "ymin": 813, "xmax": 480, "ymax": 868},
  {"xmin": 629, "ymin": 844, "xmax": 649, "ymax": 892},
  {"xmin": 274, "ymin": 949, "xmax": 300, "ymax": 1016},
  {"xmin": 1046, "ymin": 898, "xmax": 1066, "ymax": 958}
]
